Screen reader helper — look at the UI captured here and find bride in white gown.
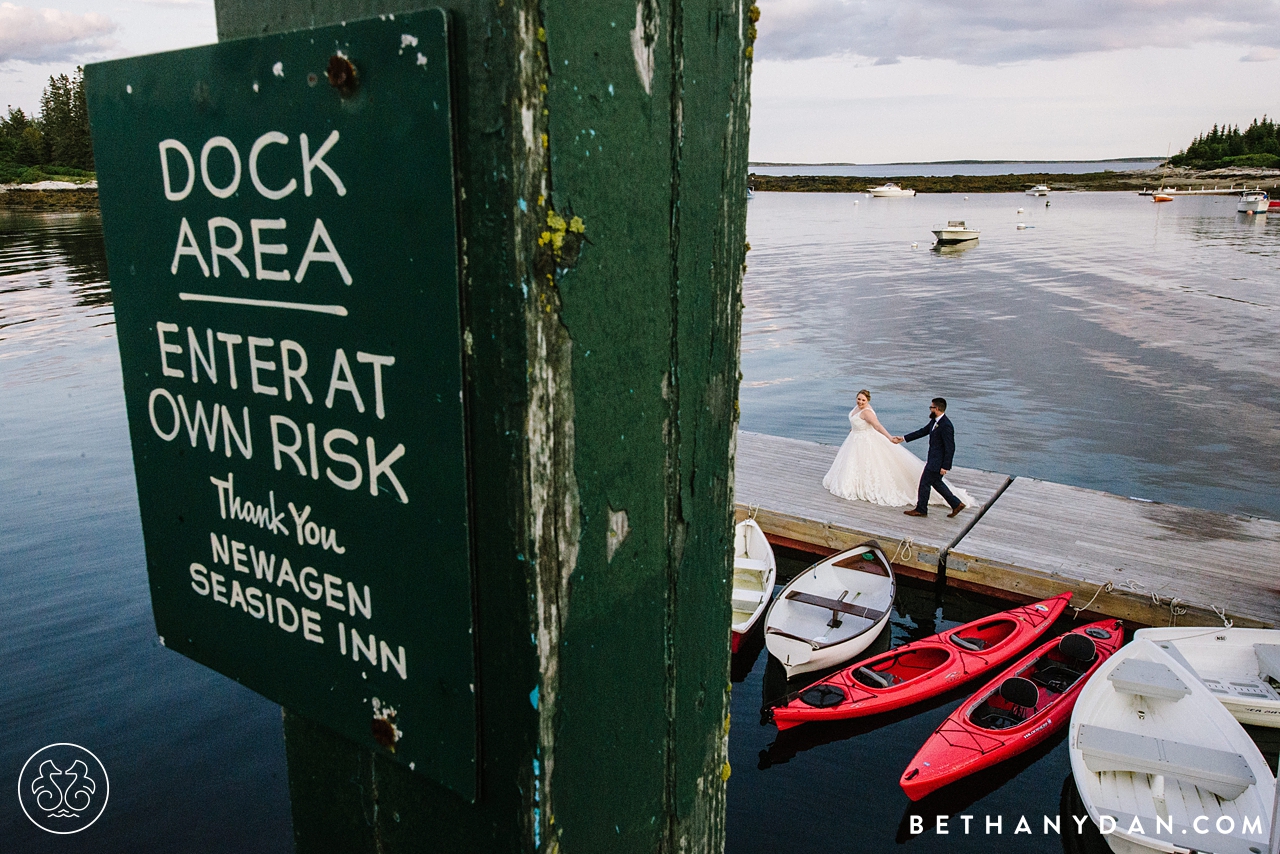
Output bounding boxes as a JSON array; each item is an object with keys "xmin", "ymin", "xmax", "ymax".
[{"xmin": 823, "ymin": 390, "xmax": 974, "ymax": 508}]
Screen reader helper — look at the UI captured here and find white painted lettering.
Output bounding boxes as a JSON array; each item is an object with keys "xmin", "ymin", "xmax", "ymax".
[
  {"xmin": 177, "ymin": 394, "xmax": 220, "ymax": 450},
  {"xmin": 248, "ymin": 336, "xmax": 279, "ymax": 396},
  {"xmin": 245, "ymin": 586, "xmax": 266, "ymax": 618},
  {"xmin": 156, "ymin": 321, "xmax": 184, "ymax": 377},
  {"xmin": 215, "ymin": 332, "xmax": 243, "ymax": 390},
  {"xmin": 229, "ymin": 579, "xmax": 247, "ymax": 611},
  {"xmin": 367, "ymin": 437, "xmax": 408, "ymax": 503},
  {"xmin": 323, "ymin": 573, "xmax": 343, "ymax": 611},
  {"xmin": 210, "ymin": 570, "xmax": 228, "ymax": 603},
  {"xmin": 275, "ymin": 559, "xmax": 300, "ymax": 593},
  {"xmin": 250, "ymin": 218, "xmax": 290, "ymax": 281},
  {"xmin": 301, "ymin": 607, "xmax": 323, "ymax": 643},
  {"xmin": 188, "ymin": 327, "xmax": 218, "ymax": 383},
  {"xmin": 159, "ymin": 139, "xmax": 195, "ymax": 200},
  {"xmin": 190, "ymin": 562, "xmax": 210, "ymax": 595},
  {"xmin": 221, "ymin": 405, "xmax": 253, "ymax": 459},
  {"xmin": 271, "ymin": 415, "xmax": 306, "ymax": 475},
  {"xmin": 351, "ymin": 628, "xmax": 376, "ymax": 664},
  {"xmin": 347, "ymin": 583, "xmax": 370, "ymax": 619},
  {"xmin": 249, "ymin": 545, "xmax": 276, "ymax": 582},
  {"xmin": 299, "ymin": 566, "xmax": 323, "ymax": 600},
  {"xmin": 200, "ymin": 136, "xmax": 242, "ymax": 199},
  {"xmin": 324, "ymin": 349, "xmax": 364, "ymax": 413},
  {"xmin": 299, "ymin": 130, "xmax": 346, "ymax": 197},
  {"xmin": 356, "ymin": 352, "xmax": 394, "ymax": 419},
  {"xmin": 208, "ymin": 217, "xmax": 250, "ymax": 279},
  {"xmin": 171, "ymin": 217, "xmax": 210, "ymax": 276},
  {"xmin": 324, "ymin": 428, "xmax": 362, "ymax": 491},
  {"xmin": 231, "ymin": 539, "xmax": 248, "ymax": 573},
  {"xmin": 280, "ymin": 340, "xmax": 312, "ymax": 403},
  {"xmin": 210, "ymin": 532, "xmax": 229, "ymax": 565},
  {"xmin": 276, "ymin": 596, "xmax": 299, "ymax": 631},
  {"xmin": 148, "ymin": 388, "xmax": 181, "ymax": 441},
  {"xmin": 248, "ymin": 131, "xmax": 297, "ymax": 200},
  {"xmin": 294, "ymin": 219, "xmax": 352, "ymax": 285},
  {"xmin": 380, "ymin": 641, "xmax": 407, "ymax": 679}
]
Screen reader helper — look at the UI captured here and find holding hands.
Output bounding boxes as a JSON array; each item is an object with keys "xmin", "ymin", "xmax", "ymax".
[{"xmin": 890, "ymin": 436, "xmax": 904, "ymax": 444}]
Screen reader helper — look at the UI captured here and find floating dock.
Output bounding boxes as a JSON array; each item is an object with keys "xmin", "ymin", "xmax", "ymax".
[{"xmin": 735, "ymin": 431, "xmax": 1279, "ymax": 629}]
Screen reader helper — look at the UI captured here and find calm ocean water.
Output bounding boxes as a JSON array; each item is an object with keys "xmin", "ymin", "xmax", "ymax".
[
  {"xmin": 749, "ymin": 160, "xmax": 1164, "ymax": 178},
  {"xmin": 1, "ymin": 197, "xmax": 1276, "ymax": 852}
]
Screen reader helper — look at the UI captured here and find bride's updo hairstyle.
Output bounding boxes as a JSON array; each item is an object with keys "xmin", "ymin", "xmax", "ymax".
[{"xmin": 858, "ymin": 389, "xmax": 872, "ymax": 401}]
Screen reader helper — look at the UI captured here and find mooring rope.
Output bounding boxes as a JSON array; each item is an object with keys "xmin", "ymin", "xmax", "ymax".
[
  {"xmin": 1166, "ymin": 597, "xmax": 1188, "ymax": 626},
  {"xmin": 891, "ymin": 537, "xmax": 915, "ymax": 565},
  {"xmin": 1073, "ymin": 581, "xmax": 1114, "ymax": 619},
  {"xmin": 1211, "ymin": 604, "xmax": 1233, "ymax": 629}
]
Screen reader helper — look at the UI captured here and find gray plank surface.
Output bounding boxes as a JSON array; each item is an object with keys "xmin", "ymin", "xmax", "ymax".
[
  {"xmin": 947, "ymin": 476, "xmax": 1280, "ymax": 628},
  {"xmin": 733, "ymin": 431, "xmax": 1012, "ymax": 575}
]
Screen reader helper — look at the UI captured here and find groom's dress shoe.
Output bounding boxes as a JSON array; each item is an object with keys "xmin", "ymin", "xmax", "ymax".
[
  {"xmin": 903, "ymin": 509, "xmax": 926, "ymax": 517},
  {"xmin": 947, "ymin": 503, "xmax": 967, "ymax": 518}
]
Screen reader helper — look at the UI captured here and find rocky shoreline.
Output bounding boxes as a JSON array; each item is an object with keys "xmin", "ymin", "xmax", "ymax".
[
  {"xmin": 750, "ymin": 166, "xmax": 1280, "ymax": 194},
  {"xmin": 0, "ymin": 183, "xmax": 100, "ymax": 211}
]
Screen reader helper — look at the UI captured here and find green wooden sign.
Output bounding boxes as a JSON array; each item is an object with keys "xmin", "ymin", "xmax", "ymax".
[{"xmin": 86, "ymin": 9, "xmax": 476, "ymax": 798}]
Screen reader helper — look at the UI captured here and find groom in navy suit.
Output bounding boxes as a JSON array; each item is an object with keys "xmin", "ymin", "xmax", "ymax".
[{"xmin": 892, "ymin": 397, "xmax": 967, "ymax": 518}]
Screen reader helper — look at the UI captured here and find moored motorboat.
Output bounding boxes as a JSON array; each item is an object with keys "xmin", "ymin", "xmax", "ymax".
[
  {"xmin": 1238, "ymin": 190, "xmax": 1269, "ymax": 213},
  {"xmin": 900, "ymin": 619, "xmax": 1124, "ymax": 800},
  {"xmin": 731, "ymin": 518, "xmax": 777, "ymax": 652},
  {"xmin": 931, "ymin": 220, "xmax": 980, "ymax": 245},
  {"xmin": 1069, "ymin": 638, "xmax": 1275, "ymax": 854},
  {"xmin": 768, "ymin": 592, "xmax": 1073, "ymax": 729},
  {"xmin": 1152, "ymin": 194, "xmax": 1173, "ymax": 203},
  {"xmin": 868, "ymin": 182, "xmax": 916, "ymax": 197},
  {"xmin": 1026, "ymin": 184, "xmax": 1050, "ymax": 196},
  {"xmin": 764, "ymin": 541, "xmax": 896, "ymax": 678},
  {"xmin": 1133, "ymin": 626, "xmax": 1280, "ymax": 729}
]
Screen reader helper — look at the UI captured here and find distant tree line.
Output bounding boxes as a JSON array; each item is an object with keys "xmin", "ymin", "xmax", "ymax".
[
  {"xmin": 1170, "ymin": 117, "xmax": 1280, "ymax": 170},
  {"xmin": 0, "ymin": 67, "xmax": 95, "ymax": 184}
]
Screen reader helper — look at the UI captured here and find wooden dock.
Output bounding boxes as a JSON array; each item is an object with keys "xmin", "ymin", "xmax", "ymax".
[
  {"xmin": 733, "ymin": 432, "xmax": 1012, "ymax": 577},
  {"xmin": 735, "ymin": 431, "xmax": 1279, "ymax": 629}
]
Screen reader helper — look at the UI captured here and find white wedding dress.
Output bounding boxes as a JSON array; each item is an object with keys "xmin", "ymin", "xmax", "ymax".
[{"xmin": 823, "ymin": 407, "xmax": 974, "ymax": 508}]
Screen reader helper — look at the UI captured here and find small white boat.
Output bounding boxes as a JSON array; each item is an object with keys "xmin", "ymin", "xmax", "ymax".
[
  {"xmin": 868, "ymin": 182, "xmax": 916, "ymax": 198},
  {"xmin": 731, "ymin": 519, "xmax": 777, "ymax": 652},
  {"xmin": 1239, "ymin": 191, "xmax": 1269, "ymax": 213},
  {"xmin": 1133, "ymin": 627, "xmax": 1280, "ymax": 729},
  {"xmin": 1069, "ymin": 639, "xmax": 1275, "ymax": 854},
  {"xmin": 764, "ymin": 541, "xmax": 895, "ymax": 677},
  {"xmin": 1026, "ymin": 184, "xmax": 1050, "ymax": 196},
  {"xmin": 931, "ymin": 220, "xmax": 980, "ymax": 245}
]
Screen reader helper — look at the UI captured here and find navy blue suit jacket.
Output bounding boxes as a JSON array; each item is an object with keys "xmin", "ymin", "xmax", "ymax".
[{"xmin": 903, "ymin": 415, "xmax": 955, "ymax": 472}]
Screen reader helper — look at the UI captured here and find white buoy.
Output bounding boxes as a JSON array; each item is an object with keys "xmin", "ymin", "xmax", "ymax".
[
  {"xmin": 1017, "ymin": 207, "xmax": 1024, "ymax": 213},
  {"xmin": 911, "ymin": 242, "xmax": 918, "ymax": 249},
  {"xmin": 1016, "ymin": 223, "xmax": 1027, "ymax": 230}
]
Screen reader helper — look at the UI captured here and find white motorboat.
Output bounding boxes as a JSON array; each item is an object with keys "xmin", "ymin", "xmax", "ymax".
[
  {"xmin": 1239, "ymin": 191, "xmax": 1269, "ymax": 213},
  {"xmin": 931, "ymin": 220, "xmax": 980, "ymax": 245},
  {"xmin": 1069, "ymin": 639, "xmax": 1275, "ymax": 854},
  {"xmin": 764, "ymin": 541, "xmax": 895, "ymax": 677},
  {"xmin": 730, "ymin": 519, "xmax": 777, "ymax": 652},
  {"xmin": 868, "ymin": 182, "xmax": 916, "ymax": 197},
  {"xmin": 1026, "ymin": 184, "xmax": 1050, "ymax": 196},
  {"xmin": 1133, "ymin": 627, "xmax": 1280, "ymax": 728}
]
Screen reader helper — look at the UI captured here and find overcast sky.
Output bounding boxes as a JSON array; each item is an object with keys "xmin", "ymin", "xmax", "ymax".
[{"xmin": 2, "ymin": 0, "xmax": 1279, "ymax": 163}]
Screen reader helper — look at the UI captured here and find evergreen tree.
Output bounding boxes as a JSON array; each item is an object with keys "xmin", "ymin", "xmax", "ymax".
[{"xmin": 38, "ymin": 68, "xmax": 93, "ymax": 170}]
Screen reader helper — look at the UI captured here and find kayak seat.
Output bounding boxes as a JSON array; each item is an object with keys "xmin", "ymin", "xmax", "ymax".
[
  {"xmin": 1031, "ymin": 633, "xmax": 1098, "ymax": 692},
  {"xmin": 854, "ymin": 666, "xmax": 895, "ymax": 689},
  {"xmin": 1059, "ymin": 633, "xmax": 1097, "ymax": 664},
  {"xmin": 951, "ymin": 634, "xmax": 986, "ymax": 652},
  {"xmin": 974, "ymin": 678, "xmax": 1039, "ymax": 730}
]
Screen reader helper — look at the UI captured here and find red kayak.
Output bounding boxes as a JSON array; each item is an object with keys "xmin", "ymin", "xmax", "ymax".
[
  {"xmin": 768, "ymin": 592, "xmax": 1072, "ymax": 730},
  {"xmin": 899, "ymin": 618, "xmax": 1124, "ymax": 800}
]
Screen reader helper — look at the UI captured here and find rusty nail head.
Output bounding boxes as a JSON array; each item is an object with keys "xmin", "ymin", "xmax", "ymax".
[{"xmin": 327, "ymin": 55, "xmax": 358, "ymax": 96}]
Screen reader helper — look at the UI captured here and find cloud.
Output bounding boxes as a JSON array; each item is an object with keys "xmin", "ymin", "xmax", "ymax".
[
  {"xmin": 756, "ymin": 0, "xmax": 1280, "ymax": 65},
  {"xmin": 1241, "ymin": 46, "xmax": 1279, "ymax": 62},
  {"xmin": 0, "ymin": 3, "xmax": 116, "ymax": 64}
]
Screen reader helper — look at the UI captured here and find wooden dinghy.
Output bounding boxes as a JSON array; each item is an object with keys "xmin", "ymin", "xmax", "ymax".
[
  {"xmin": 900, "ymin": 619, "xmax": 1124, "ymax": 801},
  {"xmin": 1069, "ymin": 638, "xmax": 1276, "ymax": 854},
  {"xmin": 731, "ymin": 519, "xmax": 777, "ymax": 652},
  {"xmin": 1133, "ymin": 627, "xmax": 1280, "ymax": 729},
  {"xmin": 764, "ymin": 541, "xmax": 896, "ymax": 678},
  {"xmin": 768, "ymin": 592, "xmax": 1072, "ymax": 729}
]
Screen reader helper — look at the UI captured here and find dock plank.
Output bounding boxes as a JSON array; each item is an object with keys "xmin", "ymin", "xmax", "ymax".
[
  {"xmin": 947, "ymin": 476, "xmax": 1280, "ymax": 628},
  {"xmin": 733, "ymin": 431, "xmax": 1012, "ymax": 575}
]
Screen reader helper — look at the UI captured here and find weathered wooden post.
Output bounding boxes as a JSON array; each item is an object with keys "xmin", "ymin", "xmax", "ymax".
[{"xmin": 88, "ymin": 0, "xmax": 751, "ymax": 850}]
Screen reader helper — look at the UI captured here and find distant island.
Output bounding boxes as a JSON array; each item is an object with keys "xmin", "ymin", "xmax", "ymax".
[{"xmin": 1169, "ymin": 117, "xmax": 1280, "ymax": 170}]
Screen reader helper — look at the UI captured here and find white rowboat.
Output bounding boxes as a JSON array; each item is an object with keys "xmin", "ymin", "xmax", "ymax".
[
  {"xmin": 1069, "ymin": 639, "xmax": 1275, "ymax": 854},
  {"xmin": 731, "ymin": 519, "xmax": 777, "ymax": 652},
  {"xmin": 1133, "ymin": 627, "xmax": 1280, "ymax": 729},
  {"xmin": 764, "ymin": 541, "xmax": 895, "ymax": 678}
]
